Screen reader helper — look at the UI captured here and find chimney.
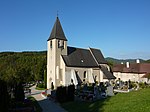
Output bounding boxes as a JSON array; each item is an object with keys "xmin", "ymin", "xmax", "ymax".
[
  {"xmin": 126, "ymin": 62, "xmax": 130, "ymax": 68},
  {"xmin": 136, "ymin": 59, "xmax": 140, "ymax": 63}
]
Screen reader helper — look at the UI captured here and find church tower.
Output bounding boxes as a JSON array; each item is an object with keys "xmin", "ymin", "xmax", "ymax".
[{"xmin": 47, "ymin": 17, "xmax": 67, "ymax": 89}]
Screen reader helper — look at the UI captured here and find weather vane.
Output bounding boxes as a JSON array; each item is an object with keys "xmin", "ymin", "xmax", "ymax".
[{"xmin": 57, "ymin": 10, "xmax": 59, "ymax": 17}]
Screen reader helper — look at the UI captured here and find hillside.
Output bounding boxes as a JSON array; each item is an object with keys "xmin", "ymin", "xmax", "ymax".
[
  {"xmin": 0, "ymin": 51, "xmax": 149, "ymax": 84},
  {"xmin": 0, "ymin": 51, "xmax": 47, "ymax": 84}
]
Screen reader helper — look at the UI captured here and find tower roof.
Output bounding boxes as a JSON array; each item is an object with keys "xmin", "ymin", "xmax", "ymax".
[{"xmin": 47, "ymin": 17, "xmax": 67, "ymax": 41}]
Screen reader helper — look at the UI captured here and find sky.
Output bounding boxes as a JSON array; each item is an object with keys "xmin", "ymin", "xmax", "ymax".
[{"xmin": 0, "ymin": 0, "xmax": 150, "ymax": 59}]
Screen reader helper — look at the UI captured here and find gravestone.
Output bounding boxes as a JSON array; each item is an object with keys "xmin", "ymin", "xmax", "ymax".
[{"xmin": 106, "ymin": 86, "xmax": 114, "ymax": 96}]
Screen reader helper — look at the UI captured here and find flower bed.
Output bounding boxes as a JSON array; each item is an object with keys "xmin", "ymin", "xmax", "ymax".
[
  {"xmin": 41, "ymin": 91, "xmax": 51, "ymax": 99},
  {"xmin": 41, "ymin": 92, "xmax": 47, "ymax": 99}
]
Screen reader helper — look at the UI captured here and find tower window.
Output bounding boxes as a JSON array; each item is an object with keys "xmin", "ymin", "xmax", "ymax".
[
  {"xmin": 58, "ymin": 40, "xmax": 64, "ymax": 49},
  {"xmin": 50, "ymin": 41, "xmax": 52, "ymax": 48}
]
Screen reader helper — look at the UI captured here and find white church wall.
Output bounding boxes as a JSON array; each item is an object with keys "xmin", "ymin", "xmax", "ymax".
[
  {"xmin": 100, "ymin": 69, "xmax": 104, "ymax": 82},
  {"xmin": 88, "ymin": 68, "xmax": 95, "ymax": 83},
  {"xmin": 93, "ymin": 69, "xmax": 101, "ymax": 82},
  {"xmin": 65, "ymin": 71, "xmax": 72, "ymax": 86},
  {"xmin": 65, "ymin": 67, "xmax": 102, "ymax": 85},
  {"xmin": 65, "ymin": 67, "xmax": 89, "ymax": 84},
  {"xmin": 60, "ymin": 56, "xmax": 66, "ymax": 86},
  {"xmin": 47, "ymin": 38, "xmax": 67, "ymax": 89},
  {"xmin": 47, "ymin": 40, "xmax": 57, "ymax": 89},
  {"xmin": 49, "ymin": 39, "xmax": 57, "ymax": 89}
]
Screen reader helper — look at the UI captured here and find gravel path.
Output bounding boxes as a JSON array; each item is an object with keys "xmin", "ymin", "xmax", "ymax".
[{"xmin": 30, "ymin": 86, "xmax": 67, "ymax": 112}]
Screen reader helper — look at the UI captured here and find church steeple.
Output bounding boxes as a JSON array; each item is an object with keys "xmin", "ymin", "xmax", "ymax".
[
  {"xmin": 47, "ymin": 16, "xmax": 67, "ymax": 89},
  {"xmin": 48, "ymin": 17, "xmax": 67, "ymax": 41}
]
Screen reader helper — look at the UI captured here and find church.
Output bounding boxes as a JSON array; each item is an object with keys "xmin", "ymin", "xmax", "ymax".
[{"xmin": 47, "ymin": 17, "xmax": 115, "ymax": 89}]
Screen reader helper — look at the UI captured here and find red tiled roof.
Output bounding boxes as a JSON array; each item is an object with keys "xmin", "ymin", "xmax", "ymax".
[{"xmin": 113, "ymin": 63, "xmax": 150, "ymax": 74}]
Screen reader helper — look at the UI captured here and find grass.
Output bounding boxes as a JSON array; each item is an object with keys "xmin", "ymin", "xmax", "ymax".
[
  {"xmin": 27, "ymin": 96, "xmax": 43, "ymax": 112},
  {"xmin": 61, "ymin": 88, "xmax": 150, "ymax": 112}
]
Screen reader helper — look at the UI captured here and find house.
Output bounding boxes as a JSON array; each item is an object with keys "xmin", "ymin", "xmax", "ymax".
[
  {"xmin": 113, "ymin": 60, "xmax": 150, "ymax": 83},
  {"xmin": 47, "ymin": 17, "xmax": 115, "ymax": 89}
]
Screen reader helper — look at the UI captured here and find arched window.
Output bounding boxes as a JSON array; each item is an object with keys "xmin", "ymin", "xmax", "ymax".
[
  {"xmin": 94, "ymin": 75, "xmax": 97, "ymax": 82},
  {"xmin": 50, "ymin": 41, "xmax": 52, "ymax": 48},
  {"xmin": 83, "ymin": 71, "xmax": 87, "ymax": 78},
  {"xmin": 58, "ymin": 40, "xmax": 60, "ymax": 48}
]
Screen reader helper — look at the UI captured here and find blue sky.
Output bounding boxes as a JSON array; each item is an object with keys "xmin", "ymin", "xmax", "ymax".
[{"xmin": 0, "ymin": 0, "xmax": 150, "ymax": 59}]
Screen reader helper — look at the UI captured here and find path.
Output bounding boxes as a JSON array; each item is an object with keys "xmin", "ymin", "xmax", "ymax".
[{"xmin": 30, "ymin": 86, "xmax": 67, "ymax": 112}]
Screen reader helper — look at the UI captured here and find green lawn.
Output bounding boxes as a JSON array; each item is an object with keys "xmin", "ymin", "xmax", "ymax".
[{"xmin": 61, "ymin": 88, "xmax": 150, "ymax": 112}]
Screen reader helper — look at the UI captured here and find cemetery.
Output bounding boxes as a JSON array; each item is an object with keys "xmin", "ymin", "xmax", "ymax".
[
  {"xmin": 59, "ymin": 80, "xmax": 150, "ymax": 112},
  {"xmin": 44, "ymin": 78, "xmax": 149, "ymax": 104}
]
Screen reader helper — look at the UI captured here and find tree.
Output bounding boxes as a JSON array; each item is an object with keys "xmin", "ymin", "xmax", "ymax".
[
  {"xmin": 14, "ymin": 82, "xmax": 25, "ymax": 102},
  {"xmin": 107, "ymin": 60, "xmax": 114, "ymax": 68},
  {"xmin": 0, "ymin": 51, "xmax": 47, "ymax": 84},
  {"xmin": 44, "ymin": 69, "xmax": 47, "ymax": 88}
]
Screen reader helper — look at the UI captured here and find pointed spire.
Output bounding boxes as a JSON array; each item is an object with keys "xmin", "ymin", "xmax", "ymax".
[{"xmin": 47, "ymin": 17, "xmax": 67, "ymax": 41}]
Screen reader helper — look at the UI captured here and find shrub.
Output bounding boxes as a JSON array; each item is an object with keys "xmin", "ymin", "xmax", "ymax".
[
  {"xmin": 56, "ymin": 85, "xmax": 75, "ymax": 103},
  {"xmin": 0, "ymin": 79, "xmax": 9, "ymax": 112},
  {"xmin": 130, "ymin": 82, "xmax": 137, "ymax": 89},
  {"xmin": 37, "ymin": 83, "xmax": 44, "ymax": 88},
  {"xmin": 87, "ymin": 86, "xmax": 94, "ymax": 91},
  {"xmin": 14, "ymin": 82, "xmax": 25, "ymax": 102},
  {"xmin": 139, "ymin": 82, "xmax": 147, "ymax": 89},
  {"xmin": 67, "ymin": 85, "xmax": 75, "ymax": 101},
  {"xmin": 56, "ymin": 86, "xmax": 67, "ymax": 103}
]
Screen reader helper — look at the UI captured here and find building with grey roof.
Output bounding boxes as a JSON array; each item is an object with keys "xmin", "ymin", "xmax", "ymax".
[{"xmin": 47, "ymin": 17, "xmax": 115, "ymax": 89}]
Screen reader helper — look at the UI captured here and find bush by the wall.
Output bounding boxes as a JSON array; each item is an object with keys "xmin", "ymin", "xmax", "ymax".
[
  {"xmin": 130, "ymin": 82, "xmax": 137, "ymax": 89},
  {"xmin": 139, "ymin": 82, "xmax": 148, "ymax": 89},
  {"xmin": 56, "ymin": 86, "xmax": 67, "ymax": 103},
  {"xmin": 14, "ymin": 82, "xmax": 25, "ymax": 102},
  {"xmin": 67, "ymin": 85, "xmax": 75, "ymax": 101},
  {"xmin": 56, "ymin": 85, "xmax": 75, "ymax": 103}
]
